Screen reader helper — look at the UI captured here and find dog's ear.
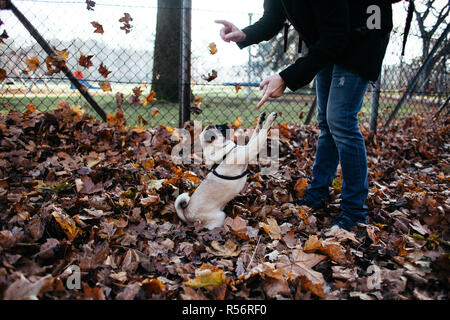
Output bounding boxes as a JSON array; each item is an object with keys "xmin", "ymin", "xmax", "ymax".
[{"xmin": 215, "ymin": 124, "xmax": 230, "ymax": 139}]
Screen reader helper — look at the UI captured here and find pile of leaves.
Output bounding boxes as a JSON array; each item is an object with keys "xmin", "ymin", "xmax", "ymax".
[{"xmin": 0, "ymin": 104, "xmax": 448, "ymax": 300}]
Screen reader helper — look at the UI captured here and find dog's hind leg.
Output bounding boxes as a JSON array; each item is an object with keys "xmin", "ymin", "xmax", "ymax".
[{"xmin": 203, "ymin": 210, "xmax": 225, "ymax": 230}]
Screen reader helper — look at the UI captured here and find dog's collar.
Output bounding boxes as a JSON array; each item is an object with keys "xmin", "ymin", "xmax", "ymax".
[{"xmin": 210, "ymin": 145, "xmax": 250, "ymax": 180}]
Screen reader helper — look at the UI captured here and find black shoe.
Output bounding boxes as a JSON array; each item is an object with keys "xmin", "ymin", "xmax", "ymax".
[{"xmin": 296, "ymin": 197, "xmax": 325, "ymax": 209}]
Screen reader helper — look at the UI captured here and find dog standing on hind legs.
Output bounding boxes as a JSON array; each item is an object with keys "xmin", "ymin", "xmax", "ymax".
[{"xmin": 175, "ymin": 111, "xmax": 278, "ymax": 230}]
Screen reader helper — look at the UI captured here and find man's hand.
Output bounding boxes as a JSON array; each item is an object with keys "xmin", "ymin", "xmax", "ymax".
[
  {"xmin": 257, "ymin": 74, "xmax": 287, "ymax": 109},
  {"xmin": 215, "ymin": 20, "xmax": 246, "ymax": 43}
]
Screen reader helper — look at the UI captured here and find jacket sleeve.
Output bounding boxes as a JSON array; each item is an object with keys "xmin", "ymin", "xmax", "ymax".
[
  {"xmin": 279, "ymin": 0, "xmax": 351, "ymax": 91},
  {"xmin": 236, "ymin": 0, "xmax": 286, "ymax": 49}
]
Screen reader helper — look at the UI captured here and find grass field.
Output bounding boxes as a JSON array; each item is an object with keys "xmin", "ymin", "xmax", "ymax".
[{"xmin": 0, "ymin": 81, "xmax": 443, "ymax": 128}]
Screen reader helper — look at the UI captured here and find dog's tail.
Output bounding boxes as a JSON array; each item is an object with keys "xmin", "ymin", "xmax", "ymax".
[{"xmin": 174, "ymin": 192, "xmax": 190, "ymax": 223}]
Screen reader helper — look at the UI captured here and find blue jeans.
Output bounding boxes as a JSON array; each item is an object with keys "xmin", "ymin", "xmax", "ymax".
[{"xmin": 304, "ymin": 64, "xmax": 369, "ymax": 229}]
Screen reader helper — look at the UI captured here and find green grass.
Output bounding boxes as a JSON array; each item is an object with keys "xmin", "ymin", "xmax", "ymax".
[{"xmin": 0, "ymin": 82, "xmax": 440, "ymax": 128}]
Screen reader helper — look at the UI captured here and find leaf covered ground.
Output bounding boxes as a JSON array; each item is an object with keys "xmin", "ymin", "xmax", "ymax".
[{"xmin": 0, "ymin": 104, "xmax": 449, "ymax": 300}]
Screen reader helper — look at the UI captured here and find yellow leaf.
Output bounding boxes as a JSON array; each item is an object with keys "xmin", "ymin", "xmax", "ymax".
[
  {"xmin": 99, "ymin": 80, "xmax": 112, "ymax": 92},
  {"xmin": 208, "ymin": 42, "xmax": 217, "ymax": 55},
  {"xmin": 55, "ymin": 49, "xmax": 69, "ymax": 61},
  {"xmin": 182, "ymin": 171, "xmax": 200, "ymax": 184},
  {"xmin": 26, "ymin": 57, "xmax": 41, "ymax": 72},
  {"xmin": 52, "ymin": 210, "xmax": 83, "ymax": 240},
  {"xmin": 141, "ymin": 158, "xmax": 155, "ymax": 170},
  {"xmin": 71, "ymin": 105, "xmax": 85, "ymax": 116},
  {"xmin": 184, "ymin": 265, "xmax": 226, "ymax": 288},
  {"xmin": 234, "ymin": 117, "xmax": 243, "ymax": 127}
]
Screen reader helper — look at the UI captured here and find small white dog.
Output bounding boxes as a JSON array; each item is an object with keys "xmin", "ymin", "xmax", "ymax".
[{"xmin": 175, "ymin": 111, "xmax": 278, "ymax": 230}]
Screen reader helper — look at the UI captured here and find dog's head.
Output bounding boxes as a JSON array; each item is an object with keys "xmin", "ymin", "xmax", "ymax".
[
  {"xmin": 199, "ymin": 124, "xmax": 229, "ymax": 146},
  {"xmin": 199, "ymin": 124, "xmax": 234, "ymax": 166}
]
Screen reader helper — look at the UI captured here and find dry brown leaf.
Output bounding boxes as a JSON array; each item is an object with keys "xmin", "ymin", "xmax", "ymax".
[
  {"xmin": 206, "ymin": 240, "xmax": 240, "ymax": 257},
  {"xmin": 260, "ymin": 217, "xmax": 281, "ymax": 240}
]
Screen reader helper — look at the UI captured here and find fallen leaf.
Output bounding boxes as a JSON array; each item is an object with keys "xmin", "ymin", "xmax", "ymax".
[
  {"xmin": 4, "ymin": 275, "xmax": 54, "ymax": 300},
  {"xmin": 184, "ymin": 265, "xmax": 226, "ymax": 288},
  {"xmin": 206, "ymin": 240, "xmax": 240, "ymax": 257},
  {"xmin": 260, "ymin": 217, "xmax": 281, "ymax": 240},
  {"xmin": 52, "ymin": 209, "xmax": 83, "ymax": 240},
  {"xmin": 294, "ymin": 177, "xmax": 308, "ymax": 198}
]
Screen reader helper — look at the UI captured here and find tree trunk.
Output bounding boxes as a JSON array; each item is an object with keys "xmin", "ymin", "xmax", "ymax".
[{"xmin": 152, "ymin": 0, "xmax": 182, "ymax": 103}]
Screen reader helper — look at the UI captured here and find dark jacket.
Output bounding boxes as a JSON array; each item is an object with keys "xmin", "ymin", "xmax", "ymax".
[{"xmin": 236, "ymin": 0, "xmax": 393, "ymax": 91}]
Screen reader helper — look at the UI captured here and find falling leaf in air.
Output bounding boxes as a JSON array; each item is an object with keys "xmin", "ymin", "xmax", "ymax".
[
  {"xmin": 202, "ymin": 70, "xmax": 217, "ymax": 82},
  {"xmin": 98, "ymin": 62, "xmax": 111, "ymax": 78},
  {"xmin": 79, "ymin": 54, "xmax": 94, "ymax": 68},
  {"xmin": 99, "ymin": 80, "xmax": 112, "ymax": 92},
  {"xmin": 91, "ymin": 21, "xmax": 104, "ymax": 34},
  {"xmin": 146, "ymin": 90, "xmax": 157, "ymax": 103},
  {"xmin": 151, "ymin": 107, "xmax": 160, "ymax": 117},
  {"xmin": 119, "ymin": 13, "xmax": 133, "ymax": 33},
  {"xmin": 115, "ymin": 92, "xmax": 124, "ymax": 108},
  {"xmin": 235, "ymin": 84, "xmax": 242, "ymax": 94},
  {"xmin": 54, "ymin": 49, "xmax": 69, "ymax": 61},
  {"xmin": 86, "ymin": 0, "xmax": 96, "ymax": 10},
  {"xmin": 132, "ymin": 86, "xmax": 142, "ymax": 97},
  {"xmin": 0, "ymin": 30, "xmax": 9, "ymax": 44},
  {"xmin": 25, "ymin": 57, "xmax": 41, "ymax": 72},
  {"xmin": 0, "ymin": 68, "xmax": 6, "ymax": 82},
  {"xmin": 234, "ymin": 117, "xmax": 243, "ymax": 127},
  {"xmin": 208, "ymin": 43, "xmax": 217, "ymax": 55}
]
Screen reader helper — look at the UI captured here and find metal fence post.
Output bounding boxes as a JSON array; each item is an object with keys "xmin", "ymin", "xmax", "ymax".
[
  {"xmin": 304, "ymin": 96, "xmax": 316, "ymax": 125},
  {"xmin": 179, "ymin": 0, "xmax": 192, "ymax": 127},
  {"xmin": 370, "ymin": 76, "xmax": 381, "ymax": 134},
  {"xmin": 246, "ymin": 13, "xmax": 253, "ymax": 101}
]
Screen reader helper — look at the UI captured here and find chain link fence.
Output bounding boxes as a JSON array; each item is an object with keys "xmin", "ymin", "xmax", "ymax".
[{"xmin": 0, "ymin": 0, "xmax": 448, "ymax": 128}]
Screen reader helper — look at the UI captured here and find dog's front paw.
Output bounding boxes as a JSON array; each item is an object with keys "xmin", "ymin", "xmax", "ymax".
[
  {"xmin": 257, "ymin": 112, "xmax": 266, "ymax": 128},
  {"xmin": 263, "ymin": 112, "xmax": 278, "ymax": 129}
]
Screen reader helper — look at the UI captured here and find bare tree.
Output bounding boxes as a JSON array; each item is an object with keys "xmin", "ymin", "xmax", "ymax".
[{"xmin": 413, "ymin": 0, "xmax": 450, "ymax": 91}]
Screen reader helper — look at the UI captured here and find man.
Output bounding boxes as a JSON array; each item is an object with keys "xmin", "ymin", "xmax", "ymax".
[{"xmin": 216, "ymin": 0, "xmax": 393, "ymax": 230}]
